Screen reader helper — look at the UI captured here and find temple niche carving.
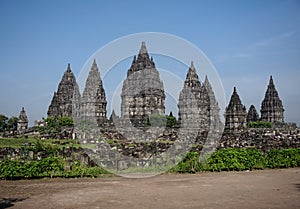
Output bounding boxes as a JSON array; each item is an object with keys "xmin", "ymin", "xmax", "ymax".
[
  {"xmin": 80, "ymin": 59, "xmax": 107, "ymax": 127},
  {"xmin": 224, "ymin": 87, "xmax": 247, "ymax": 131},
  {"xmin": 47, "ymin": 64, "xmax": 80, "ymax": 118},
  {"xmin": 120, "ymin": 41, "xmax": 165, "ymax": 127},
  {"xmin": 260, "ymin": 76, "xmax": 284, "ymax": 124}
]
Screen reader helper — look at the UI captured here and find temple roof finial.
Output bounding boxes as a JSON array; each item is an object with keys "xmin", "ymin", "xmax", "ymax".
[
  {"xmin": 139, "ymin": 41, "xmax": 148, "ymax": 55},
  {"xmin": 191, "ymin": 61, "xmax": 194, "ymax": 69},
  {"xmin": 269, "ymin": 75, "xmax": 273, "ymax": 85},
  {"xmin": 233, "ymin": 86, "xmax": 237, "ymax": 93},
  {"xmin": 67, "ymin": 63, "xmax": 71, "ymax": 72},
  {"xmin": 91, "ymin": 59, "xmax": 98, "ymax": 71},
  {"xmin": 204, "ymin": 75, "xmax": 208, "ymax": 83}
]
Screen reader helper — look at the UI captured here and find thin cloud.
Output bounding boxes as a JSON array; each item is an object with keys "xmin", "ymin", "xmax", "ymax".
[
  {"xmin": 217, "ymin": 31, "xmax": 295, "ymax": 62},
  {"xmin": 253, "ymin": 31, "xmax": 295, "ymax": 47}
]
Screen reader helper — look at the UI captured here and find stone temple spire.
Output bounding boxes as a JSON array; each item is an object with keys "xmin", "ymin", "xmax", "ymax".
[
  {"xmin": 47, "ymin": 63, "xmax": 80, "ymax": 118},
  {"xmin": 178, "ymin": 62, "xmax": 210, "ymax": 140},
  {"xmin": 121, "ymin": 41, "xmax": 165, "ymax": 127},
  {"xmin": 139, "ymin": 41, "xmax": 148, "ymax": 55},
  {"xmin": 260, "ymin": 76, "xmax": 284, "ymax": 124},
  {"xmin": 67, "ymin": 63, "xmax": 71, "ymax": 72},
  {"xmin": 127, "ymin": 41, "xmax": 155, "ymax": 77},
  {"xmin": 203, "ymin": 75, "xmax": 222, "ymax": 130},
  {"xmin": 224, "ymin": 87, "xmax": 247, "ymax": 131},
  {"xmin": 80, "ymin": 59, "xmax": 107, "ymax": 127},
  {"xmin": 17, "ymin": 107, "xmax": 29, "ymax": 133},
  {"xmin": 184, "ymin": 61, "xmax": 201, "ymax": 89},
  {"xmin": 247, "ymin": 105, "xmax": 259, "ymax": 123}
]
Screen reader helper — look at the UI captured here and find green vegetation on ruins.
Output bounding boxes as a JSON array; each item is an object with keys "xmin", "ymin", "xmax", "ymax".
[
  {"xmin": 248, "ymin": 121, "xmax": 272, "ymax": 128},
  {"xmin": 0, "ymin": 140, "xmax": 299, "ymax": 179}
]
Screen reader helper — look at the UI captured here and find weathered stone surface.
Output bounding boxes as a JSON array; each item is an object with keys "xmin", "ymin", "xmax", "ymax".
[
  {"xmin": 178, "ymin": 62, "xmax": 209, "ymax": 137},
  {"xmin": 224, "ymin": 87, "xmax": 247, "ymax": 131},
  {"xmin": 17, "ymin": 107, "xmax": 28, "ymax": 133},
  {"xmin": 247, "ymin": 105, "xmax": 259, "ymax": 122},
  {"xmin": 47, "ymin": 64, "xmax": 80, "ymax": 118},
  {"xmin": 261, "ymin": 76, "xmax": 284, "ymax": 124},
  {"xmin": 80, "ymin": 59, "xmax": 107, "ymax": 127},
  {"xmin": 178, "ymin": 62, "xmax": 222, "ymax": 147},
  {"xmin": 121, "ymin": 41, "xmax": 165, "ymax": 127}
]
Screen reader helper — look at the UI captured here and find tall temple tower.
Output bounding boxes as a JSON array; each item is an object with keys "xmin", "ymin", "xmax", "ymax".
[
  {"xmin": 203, "ymin": 75, "xmax": 222, "ymax": 130},
  {"xmin": 80, "ymin": 59, "xmax": 107, "ymax": 127},
  {"xmin": 224, "ymin": 87, "xmax": 247, "ymax": 131},
  {"xmin": 178, "ymin": 62, "xmax": 222, "ymax": 143},
  {"xmin": 178, "ymin": 62, "xmax": 207, "ymax": 126},
  {"xmin": 260, "ymin": 76, "xmax": 284, "ymax": 124},
  {"xmin": 47, "ymin": 64, "xmax": 80, "ymax": 118},
  {"xmin": 121, "ymin": 42, "xmax": 165, "ymax": 127},
  {"xmin": 17, "ymin": 107, "xmax": 28, "ymax": 133}
]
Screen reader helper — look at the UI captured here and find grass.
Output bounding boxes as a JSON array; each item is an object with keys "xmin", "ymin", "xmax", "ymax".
[
  {"xmin": 0, "ymin": 138, "xmax": 37, "ymax": 148},
  {"xmin": 0, "ymin": 138, "xmax": 96, "ymax": 150}
]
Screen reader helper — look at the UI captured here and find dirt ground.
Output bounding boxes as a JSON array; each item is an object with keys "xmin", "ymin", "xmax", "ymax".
[{"xmin": 0, "ymin": 168, "xmax": 299, "ymax": 209}]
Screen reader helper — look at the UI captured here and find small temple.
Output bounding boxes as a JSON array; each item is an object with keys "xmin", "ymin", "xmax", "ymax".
[
  {"xmin": 260, "ymin": 76, "xmax": 284, "ymax": 124},
  {"xmin": 17, "ymin": 107, "xmax": 29, "ymax": 133},
  {"xmin": 224, "ymin": 87, "xmax": 247, "ymax": 131}
]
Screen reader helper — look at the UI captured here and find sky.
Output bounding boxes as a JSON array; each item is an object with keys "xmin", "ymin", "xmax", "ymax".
[{"xmin": 0, "ymin": 0, "xmax": 300, "ymax": 126}]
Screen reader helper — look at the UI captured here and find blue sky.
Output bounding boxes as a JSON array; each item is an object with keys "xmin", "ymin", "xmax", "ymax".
[{"xmin": 0, "ymin": 0, "xmax": 299, "ymax": 125}]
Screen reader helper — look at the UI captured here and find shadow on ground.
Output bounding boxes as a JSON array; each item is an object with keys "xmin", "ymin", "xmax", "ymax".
[
  {"xmin": 294, "ymin": 183, "xmax": 300, "ymax": 191},
  {"xmin": 0, "ymin": 197, "xmax": 28, "ymax": 208}
]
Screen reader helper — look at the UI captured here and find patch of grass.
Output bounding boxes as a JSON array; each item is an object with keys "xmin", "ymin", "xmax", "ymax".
[{"xmin": 0, "ymin": 138, "xmax": 37, "ymax": 148}]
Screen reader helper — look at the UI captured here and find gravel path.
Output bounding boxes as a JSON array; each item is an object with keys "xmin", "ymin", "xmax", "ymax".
[{"xmin": 1, "ymin": 168, "xmax": 299, "ymax": 209}]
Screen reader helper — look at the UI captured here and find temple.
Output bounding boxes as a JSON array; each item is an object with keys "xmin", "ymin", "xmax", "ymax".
[
  {"xmin": 224, "ymin": 87, "xmax": 247, "ymax": 131},
  {"xmin": 120, "ymin": 41, "xmax": 165, "ymax": 127},
  {"xmin": 260, "ymin": 76, "xmax": 284, "ymax": 124},
  {"xmin": 46, "ymin": 42, "xmax": 289, "ymax": 140},
  {"xmin": 47, "ymin": 64, "xmax": 80, "ymax": 118},
  {"xmin": 178, "ymin": 62, "xmax": 222, "ymax": 142},
  {"xmin": 80, "ymin": 59, "xmax": 107, "ymax": 127},
  {"xmin": 247, "ymin": 105, "xmax": 259, "ymax": 123},
  {"xmin": 17, "ymin": 107, "xmax": 28, "ymax": 133},
  {"xmin": 178, "ymin": 62, "xmax": 209, "ymax": 133}
]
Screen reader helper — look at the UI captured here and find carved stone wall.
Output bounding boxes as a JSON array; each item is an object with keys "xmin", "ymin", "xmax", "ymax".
[{"xmin": 121, "ymin": 42, "xmax": 165, "ymax": 127}]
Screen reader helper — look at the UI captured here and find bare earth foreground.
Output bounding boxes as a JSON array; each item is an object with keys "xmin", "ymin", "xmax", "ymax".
[{"xmin": 0, "ymin": 168, "xmax": 299, "ymax": 209}]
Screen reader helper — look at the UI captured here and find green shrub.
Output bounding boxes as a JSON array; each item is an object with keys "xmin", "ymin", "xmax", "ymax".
[
  {"xmin": 147, "ymin": 114, "xmax": 177, "ymax": 127},
  {"xmin": 265, "ymin": 148, "xmax": 300, "ymax": 168},
  {"xmin": 248, "ymin": 121, "xmax": 272, "ymax": 128},
  {"xmin": 173, "ymin": 152, "xmax": 201, "ymax": 173},
  {"xmin": 205, "ymin": 148, "xmax": 266, "ymax": 171}
]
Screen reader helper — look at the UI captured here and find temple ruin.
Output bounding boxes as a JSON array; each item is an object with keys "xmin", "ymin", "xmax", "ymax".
[
  {"xmin": 260, "ymin": 76, "xmax": 284, "ymax": 124},
  {"xmin": 47, "ymin": 63, "xmax": 80, "ymax": 118},
  {"xmin": 120, "ymin": 41, "xmax": 165, "ymax": 128}
]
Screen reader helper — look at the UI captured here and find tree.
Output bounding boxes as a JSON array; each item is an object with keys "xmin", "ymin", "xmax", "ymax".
[
  {"xmin": 166, "ymin": 115, "xmax": 177, "ymax": 127},
  {"xmin": 38, "ymin": 116, "xmax": 74, "ymax": 138},
  {"xmin": 0, "ymin": 114, "xmax": 8, "ymax": 132},
  {"xmin": 7, "ymin": 117, "xmax": 18, "ymax": 131}
]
